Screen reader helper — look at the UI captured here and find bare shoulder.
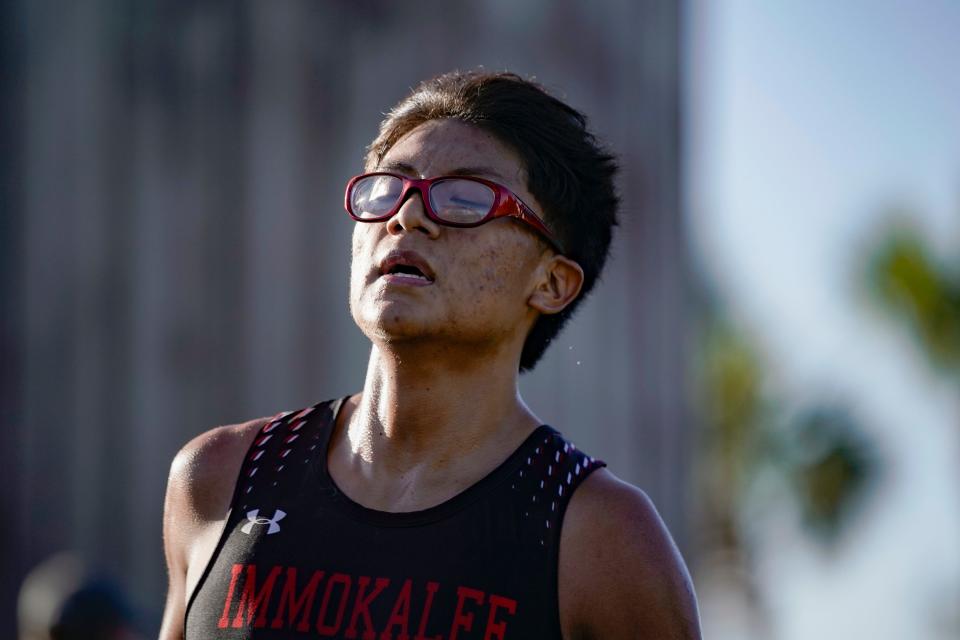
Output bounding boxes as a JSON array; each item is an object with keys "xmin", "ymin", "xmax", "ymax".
[
  {"xmin": 162, "ymin": 416, "xmax": 270, "ymax": 580},
  {"xmin": 159, "ymin": 415, "xmax": 269, "ymax": 639},
  {"xmin": 558, "ymin": 468, "xmax": 702, "ymax": 640},
  {"xmin": 166, "ymin": 417, "xmax": 268, "ymax": 524}
]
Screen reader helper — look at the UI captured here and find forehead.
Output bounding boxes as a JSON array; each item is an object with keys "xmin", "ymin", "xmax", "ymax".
[{"xmin": 375, "ymin": 119, "xmax": 527, "ymax": 191}]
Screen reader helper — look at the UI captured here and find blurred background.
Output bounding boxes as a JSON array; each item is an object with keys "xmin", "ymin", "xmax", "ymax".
[{"xmin": 1, "ymin": 1, "xmax": 957, "ymax": 638}]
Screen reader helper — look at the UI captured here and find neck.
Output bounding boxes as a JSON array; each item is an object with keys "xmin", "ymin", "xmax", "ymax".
[{"xmin": 343, "ymin": 339, "xmax": 539, "ymax": 473}]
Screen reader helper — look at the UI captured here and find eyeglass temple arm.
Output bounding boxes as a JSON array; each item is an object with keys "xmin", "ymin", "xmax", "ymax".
[{"xmin": 515, "ymin": 201, "xmax": 563, "ymax": 253}]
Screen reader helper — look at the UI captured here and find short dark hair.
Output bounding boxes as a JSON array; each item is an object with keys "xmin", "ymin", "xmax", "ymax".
[{"xmin": 367, "ymin": 70, "xmax": 620, "ymax": 372}]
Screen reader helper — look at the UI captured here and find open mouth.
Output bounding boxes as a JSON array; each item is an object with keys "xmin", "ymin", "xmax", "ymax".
[
  {"xmin": 384, "ymin": 264, "xmax": 433, "ymax": 282},
  {"xmin": 378, "ymin": 250, "xmax": 436, "ymax": 285}
]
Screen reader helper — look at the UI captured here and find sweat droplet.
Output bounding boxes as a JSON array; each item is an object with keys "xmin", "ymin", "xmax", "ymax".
[{"xmin": 576, "ymin": 360, "xmax": 581, "ymax": 366}]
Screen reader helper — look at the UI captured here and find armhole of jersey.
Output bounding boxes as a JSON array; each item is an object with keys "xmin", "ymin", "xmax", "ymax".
[
  {"xmin": 550, "ymin": 458, "xmax": 607, "ymax": 640},
  {"xmin": 182, "ymin": 416, "xmax": 277, "ymax": 630}
]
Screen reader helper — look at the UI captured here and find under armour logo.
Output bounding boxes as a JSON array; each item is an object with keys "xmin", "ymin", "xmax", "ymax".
[{"xmin": 241, "ymin": 509, "xmax": 286, "ymax": 535}]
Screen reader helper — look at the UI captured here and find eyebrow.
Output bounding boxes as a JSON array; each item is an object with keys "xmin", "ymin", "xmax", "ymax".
[{"xmin": 376, "ymin": 160, "xmax": 507, "ymax": 181}]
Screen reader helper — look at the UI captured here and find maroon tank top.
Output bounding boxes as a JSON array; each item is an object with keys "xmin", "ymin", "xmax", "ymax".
[{"xmin": 185, "ymin": 396, "xmax": 605, "ymax": 639}]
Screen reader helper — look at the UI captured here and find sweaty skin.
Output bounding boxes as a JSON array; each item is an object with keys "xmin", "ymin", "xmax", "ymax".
[{"xmin": 159, "ymin": 119, "xmax": 702, "ymax": 639}]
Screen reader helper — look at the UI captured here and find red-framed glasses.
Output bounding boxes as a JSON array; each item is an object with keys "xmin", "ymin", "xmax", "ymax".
[{"xmin": 344, "ymin": 172, "xmax": 563, "ymax": 253}]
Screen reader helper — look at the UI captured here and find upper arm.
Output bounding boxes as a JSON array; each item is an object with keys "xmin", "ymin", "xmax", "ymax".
[
  {"xmin": 159, "ymin": 450, "xmax": 190, "ymax": 640},
  {"xmin": 559, "ymin": 469, "xmax": 702, "ymax": 640},
  {"xmin": 158, "ymin": 418, "xmax": 268, "ymax": 640}
]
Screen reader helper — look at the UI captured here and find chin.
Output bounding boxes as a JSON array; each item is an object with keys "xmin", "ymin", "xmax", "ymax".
[{"xmin": 354, "ymin": 305, "xmax": 435, "ymax": 343}]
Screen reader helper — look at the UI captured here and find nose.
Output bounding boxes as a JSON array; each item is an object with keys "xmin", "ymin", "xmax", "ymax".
[{"xmin": 385, "ymin": 188, "xmax": 441, "ymax": 240}]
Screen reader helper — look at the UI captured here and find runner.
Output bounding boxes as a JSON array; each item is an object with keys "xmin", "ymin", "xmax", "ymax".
[{"xmin": 160, "ymin": 69, "xmax": 701, "ymax": 640}]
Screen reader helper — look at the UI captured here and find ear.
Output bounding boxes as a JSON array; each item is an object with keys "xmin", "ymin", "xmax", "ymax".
[{"xmin": 528, "ymin": 255, "xmax": 585, "ymax": 315}]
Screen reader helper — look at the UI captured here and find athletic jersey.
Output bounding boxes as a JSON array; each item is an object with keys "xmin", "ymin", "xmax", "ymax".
[{"xmin": 185, "ymin": 396, "xmax": 606, "ymax": 639}]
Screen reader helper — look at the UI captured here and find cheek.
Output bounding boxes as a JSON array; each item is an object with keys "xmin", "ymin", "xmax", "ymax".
[
  {"xmin": 351, "ymin": 224, "xmax": 381, "ymax": 269},
  {"xmin": 350, "ymin": 225, "xmax": 366, "ymax": 259},
  {"xmin": 349, "ymin": 228, "xmax": 372, "ymax": 295},
  {"xmin": 478, "ymin": 248, "xmax": 511, "ymax": 294},
  {"xmin": 467, "ymin": 235, "xmax": 536, "ymax": 301}
]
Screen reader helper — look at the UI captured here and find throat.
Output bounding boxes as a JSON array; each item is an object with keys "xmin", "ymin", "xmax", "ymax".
[
  {"xmin": 327, "ymin": 388, "xmax": 541, "ymax": 513},
  {"xmin": 330, "ymin": 344, "xmax": 540, "ymax": 500}
]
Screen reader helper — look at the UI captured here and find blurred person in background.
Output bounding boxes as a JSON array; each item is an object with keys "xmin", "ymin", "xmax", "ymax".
[
  {"xmin": 18, "ymin": 552, "xmax": 145, "ymax": 640},
  {"xmin": 49, "ymin": 582, "xmax": 145, "ymax": 640},
  {"xmin": 159, "ymin": 70, "xmax": 701, "ymax": 639}
]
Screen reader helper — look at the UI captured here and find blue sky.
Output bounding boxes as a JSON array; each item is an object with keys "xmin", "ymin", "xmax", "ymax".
[{"xmin": 687, "ymin": 1, "xmax": 960, "ymax": 637}]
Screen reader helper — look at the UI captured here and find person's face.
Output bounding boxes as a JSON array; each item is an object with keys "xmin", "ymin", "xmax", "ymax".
[{"xmin": 349, "ymin": 118, "xmax": 553, "ymax": 355}]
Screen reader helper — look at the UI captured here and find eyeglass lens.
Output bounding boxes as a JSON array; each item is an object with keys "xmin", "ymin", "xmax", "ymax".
[
  {"xmin": 351, "ymin": 175, "xmax": 403, "ymax": 219},
  {"xmin": 351, "ymin": 175, "xmax": 496, "ymax": 224}
]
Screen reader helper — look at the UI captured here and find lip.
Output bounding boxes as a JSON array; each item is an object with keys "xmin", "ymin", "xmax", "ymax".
[{"xmin": 378, "ymin": 249, "xmax": 436, "ymax": 283}]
